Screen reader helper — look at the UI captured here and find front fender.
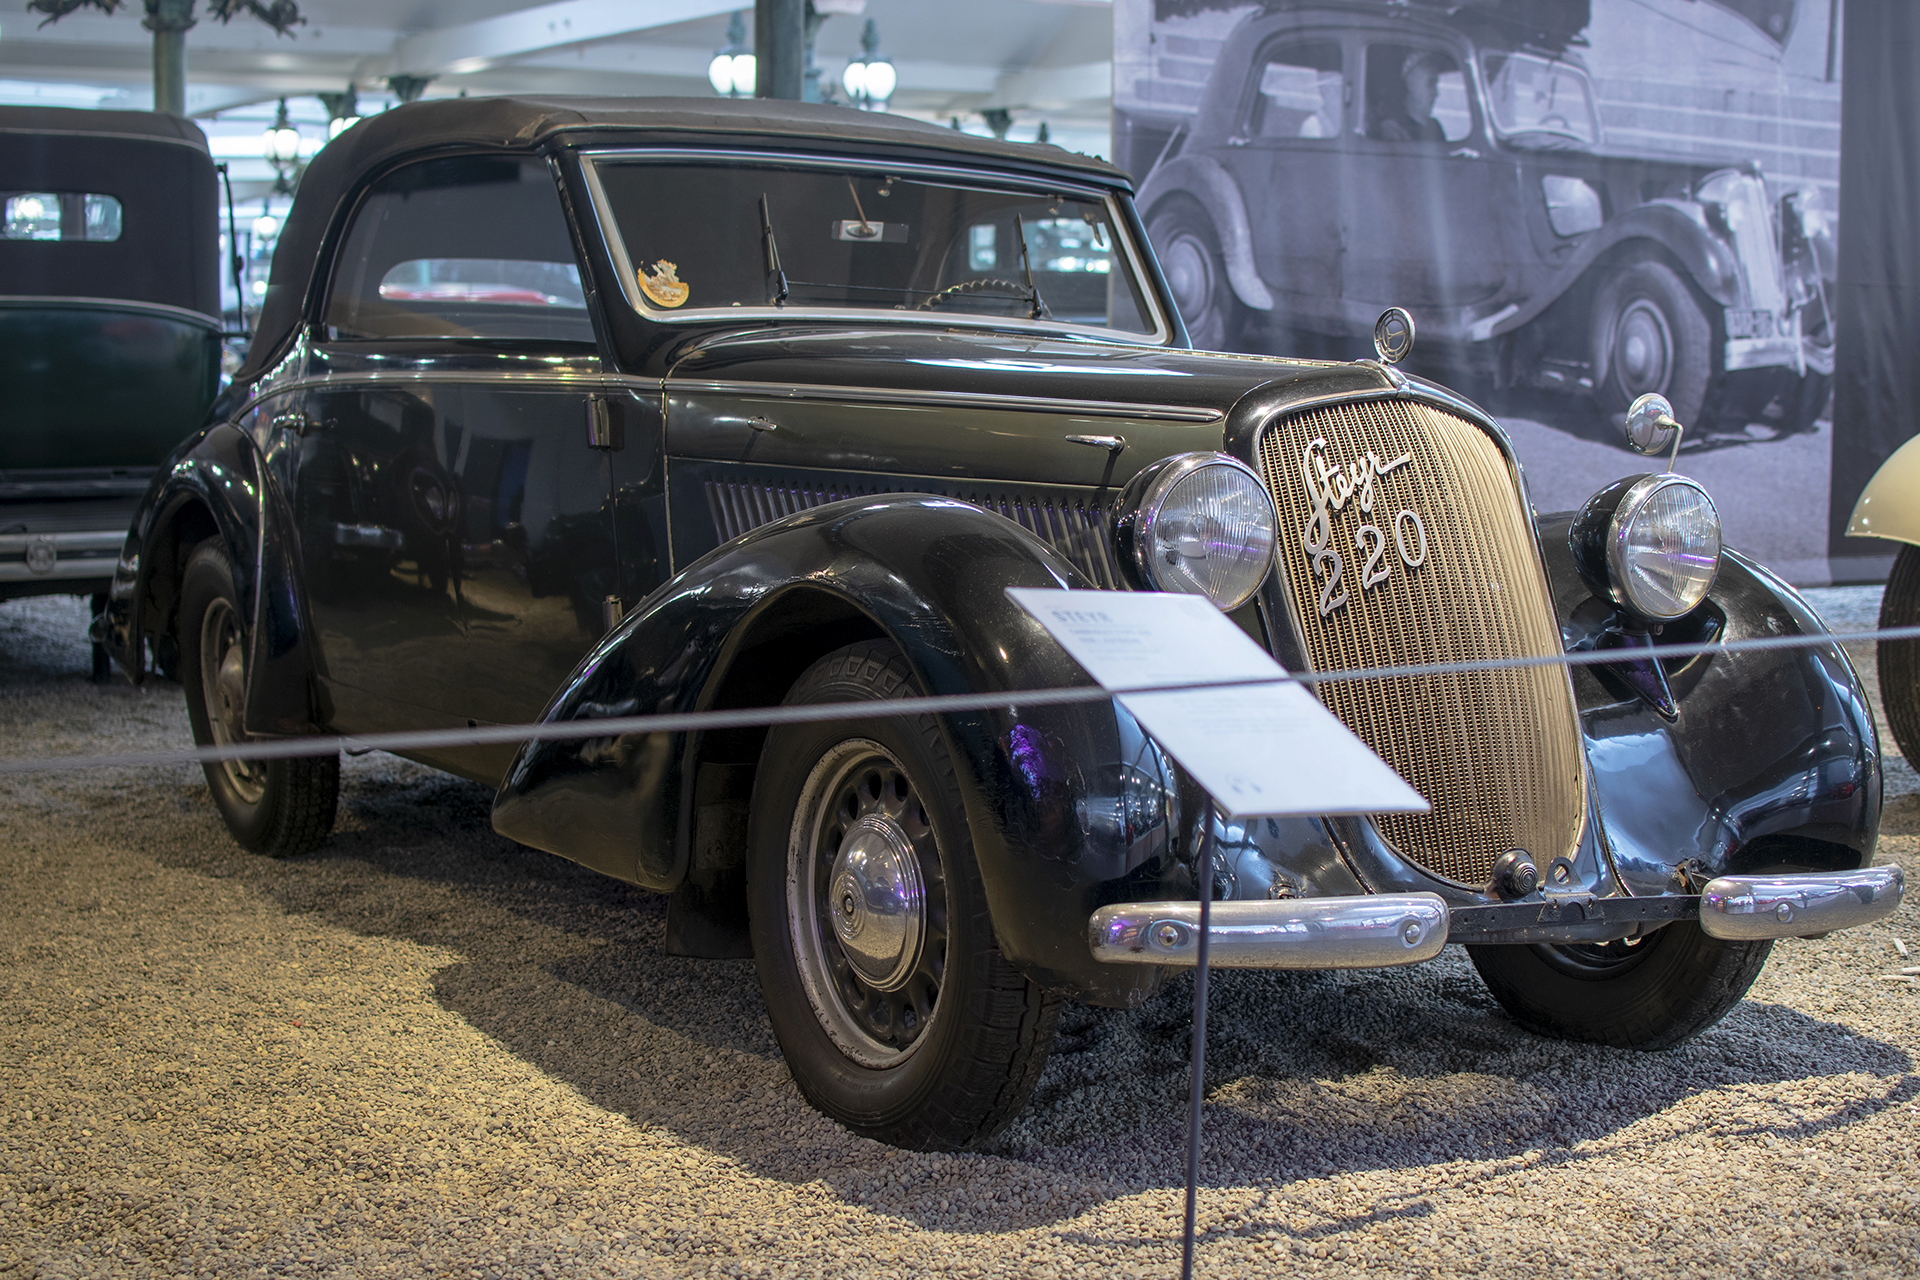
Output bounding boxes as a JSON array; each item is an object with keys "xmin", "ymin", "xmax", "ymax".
[
  {"xmin": 1540, "ymin": 512, "xmax": 1879, "ymax": 893},
  {"xmin": 1493, "ymin": 202, "xmax": 1743, "ymax": 342},
  {"xmin": 1136, "ymin": 154, "xmax": 1275, "ymax": 312},
  {"xmin": 1846, "ymin": 431, "xmax": 1920, "ymax": 547},
  {"xmin": 493, "ymin": 496, "xmax": 1179, "ymax": 1006}
]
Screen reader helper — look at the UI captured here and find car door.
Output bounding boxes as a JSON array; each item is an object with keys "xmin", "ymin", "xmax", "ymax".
[
  {"xmin": 1339, "ymin": 37, "xmax": 1510, "ymax": 317},
  {"xmin": 281, "ymin": 153, "xmax": 621, "ymax": 780},
  {"xmin": 1229, "ymin": 33, "xmax": 1349, "ymax": 333}
]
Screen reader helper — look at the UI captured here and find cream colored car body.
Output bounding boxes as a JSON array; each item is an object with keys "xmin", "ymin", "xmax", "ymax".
[{"xmin": 1849, "ymin": 434, "xmax": 1920, "ymax": 546}]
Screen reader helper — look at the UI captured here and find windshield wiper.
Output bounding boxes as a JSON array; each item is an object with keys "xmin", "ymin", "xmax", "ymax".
[
  {"xmin": 759, "ymin": 193, "xmax": 790, "ymax": 307},
  {"xmin": 1014, "ymin": 213, "xmax": 1047, "ymax": 320}
]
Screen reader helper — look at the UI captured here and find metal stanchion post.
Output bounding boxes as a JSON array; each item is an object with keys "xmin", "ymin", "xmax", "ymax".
[{"xmin": 1180, "ymin": 805, "xmax": 1216, "ymax": 1280}]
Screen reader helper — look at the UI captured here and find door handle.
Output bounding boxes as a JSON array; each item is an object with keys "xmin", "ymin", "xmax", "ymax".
[
  {"xmin": 272, "ymin": 410, "xmax": 327, "ymax": 438},
  {"xmin": 1450, "ymin": 147, "xmax": 1482, "ymax": 160}
]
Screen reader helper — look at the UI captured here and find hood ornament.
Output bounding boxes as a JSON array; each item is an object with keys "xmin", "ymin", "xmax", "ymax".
[{"xmin": 1373, "ymin": 307, "xmax": 1415, "ymax": 364}]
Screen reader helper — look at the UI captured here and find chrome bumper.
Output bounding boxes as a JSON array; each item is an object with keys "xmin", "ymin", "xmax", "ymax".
[
  {"xmin": 1088, "ymin": 894, "xmax": 1448, "ymax": 969},
  {"xmin": 1700, "ymin": 866, "xmax": 1905, "ymax": 941},
  {"xmin": 1087, "ymin": 867, "xmax": 1904, "ymax": 968},
  {"xmin": 0, "ymin": 530, "xmax": 124, "ymax": 583}
]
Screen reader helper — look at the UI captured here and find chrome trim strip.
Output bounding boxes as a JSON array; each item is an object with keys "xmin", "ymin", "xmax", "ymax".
[
  {"xmin": 1699, "ymin": 867, "xmax": 1904, "ymax": 941},
  {"xmin": 576, "ymin": 148, "xmax": 1173, "ymax": 345},
  {"xmin": 244, "ymin": 368, "xmax": 1225, "ymax": 424},
  {"xmin": 0, "ymin": 295, "xmax": 222, "ymax": 328},
  {"xmin": 666, "ymin": 378, "xmax": 1224, "ymax": 423},
  {"xmin": 240, "ymin": 368, "xmax": 633, "ymax": 409},
  {"xmin": 1088, "ymin": 894, "xmax": 1448, "ymax": 969}
]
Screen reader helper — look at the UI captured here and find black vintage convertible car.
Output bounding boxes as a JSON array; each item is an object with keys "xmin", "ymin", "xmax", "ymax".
[{"xmin": 102, "ymin": 97, "xmax": 1899, "ymax": 1151}]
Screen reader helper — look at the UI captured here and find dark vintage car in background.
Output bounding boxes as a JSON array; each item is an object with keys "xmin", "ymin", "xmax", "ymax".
[
  {"xmin": 102, "ymin": 97, "xmax": 1898, "ymax": 1151},
  {"xmin": 2, "ymin": 107, "xmax": 223, "ymax": 674},
  {"xmin": 1122, "ymin": 0, "xmax": 1835, "ymax": 433}
]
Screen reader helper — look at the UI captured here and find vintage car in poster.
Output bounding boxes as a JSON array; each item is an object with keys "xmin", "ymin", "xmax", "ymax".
[
  {"xmin": 101, "ymin": 96, "xmax": 1899, "ymax": 1151},
  {"xmin": 1123, "ymin": 0, "xmax": 1835, "ymax": 434}
]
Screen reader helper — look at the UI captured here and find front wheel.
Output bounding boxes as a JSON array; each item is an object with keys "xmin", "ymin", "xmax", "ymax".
[
  {"xmin": 179, "ymin": 541, "xmax": 339, "ymax": 856},
  {"xmin": 747, "ymin": 641, "xmax": 1058, "ymax": 1150},
  {"xmin": 1468, "ymin": 921, "xmax": 1771, "ymax": 1050},
  {"xmin": 1591, "ymin": 257, "xmax": 1713, "ymax": 428}
]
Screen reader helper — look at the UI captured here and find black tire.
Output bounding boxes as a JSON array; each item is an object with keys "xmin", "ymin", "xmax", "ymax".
[
  {"xmin": 1878, "ymin": 543, "xmax": 1920, "ymax": 763},
  {"xmin": 179, "ymin": 541, "xmax": 339, "ymax": 856},
  {"xmin": 1783, "ymin": 369, "xmax": 1833, "ymax": 435},
  {"xmin": 747, "ymin": 641, "xmax": 1059, "ymax": 1150},
  {"xmin": 1591, "ymin": 257, "xmax": 1713, "ymax": 428},
  {"xmin": 1148, "ymin": 196, "xmax": 1241, "ymax": 351},
  {"xmin": 1468, "ymin": 922, "xmax": 1772, "ymax": 1050}
]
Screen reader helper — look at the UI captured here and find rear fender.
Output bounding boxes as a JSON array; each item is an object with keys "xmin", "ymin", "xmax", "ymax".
[
  {"xmin": 1136, "ymin": 155, "xmax": 1275, "ymax": 312},
  {"xmin": 493, "ymin": 495, "xmax": 1179, "ymax": 1006},
  {"xmin": 103, "ymin": 424, "xmax": 324, "ymax": 733},
  {"xmin": 104, "ymin": 425, "xmax": 258, "ymax": 683}
]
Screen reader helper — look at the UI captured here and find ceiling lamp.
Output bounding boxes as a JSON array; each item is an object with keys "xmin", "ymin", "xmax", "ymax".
[
  {"xmin": 841, "ymin": 19, "xmax": 893, "ymax": 111},
  {"xmin": 709, "ymin": 10, "xmax": 755, "ymax": 98}
]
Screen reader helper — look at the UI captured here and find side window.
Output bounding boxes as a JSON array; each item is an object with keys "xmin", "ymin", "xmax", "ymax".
[
  {"xmin": 324, "ymin": 156, "xmax": 592, "ymax": 343},
  {"xmin": 1365, "ymin": 45, "xmax": 1472, "ymax": 144},
  {"xmin": 1249, "ymin": 42, "xmax": 1344, "ymax": 140}
]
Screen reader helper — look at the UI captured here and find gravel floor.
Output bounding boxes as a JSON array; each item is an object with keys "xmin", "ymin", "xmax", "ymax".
[{"xmin": 3, "ymin": 592, "xmax": 1917, "ymax": 1279}]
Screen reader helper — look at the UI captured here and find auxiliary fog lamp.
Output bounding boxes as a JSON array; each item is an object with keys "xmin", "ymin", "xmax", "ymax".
[
  {"xmin": 1570, "ymin": 393, "xmax": 1722, "ymax": 623},
  {"xmin": 1114, "ymin": 452, "xmax": 1277, "ymax": 612}
]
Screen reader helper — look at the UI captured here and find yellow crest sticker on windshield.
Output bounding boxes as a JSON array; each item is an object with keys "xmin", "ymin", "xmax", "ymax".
[{"xmin": 639, "ymin": 259, "xmax": 690, "ymax": 309}]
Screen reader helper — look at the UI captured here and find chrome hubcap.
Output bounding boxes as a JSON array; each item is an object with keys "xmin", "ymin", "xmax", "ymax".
[
  {"xmin": 829, "ymin": 814, "xmax": 926, "ymax": 991},
  {"xmin": 1161, "ymin": 234, "xmax": 1214, "ymax": 320},
  {"xmin": 199, "ymin": 597, "xmax": 265, "ymax": 804},
  {"xmin": 789, "ymin": 739, "xmax": 947, "ymax": 1068}
]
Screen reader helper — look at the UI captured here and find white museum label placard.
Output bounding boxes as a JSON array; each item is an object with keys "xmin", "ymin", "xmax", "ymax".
[{"xmin": 1008, "ymin": 588, "xmax": 1429, "ymax": 819}]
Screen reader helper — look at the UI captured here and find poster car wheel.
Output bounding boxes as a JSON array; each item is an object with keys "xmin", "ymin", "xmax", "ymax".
[
  {"xmin": 747, "ymin": 642, "xmax": 1060, "ymax": 1151},
  {"xmin": 1148, "ymin": 196, "xmax": 1239, "ymax": 351},
  {"xmin": 1591, "ymin": 257, "xmax": 1713, "ymax": 429},
  {"xmin": 178, "ymin": 542, "xmax": 339, "ymax": 856}
]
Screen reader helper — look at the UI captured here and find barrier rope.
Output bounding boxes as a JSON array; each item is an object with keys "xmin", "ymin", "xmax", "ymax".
[{"xmin": 2, "ymin": 621, "xmax": 1913, "ymax": 777}]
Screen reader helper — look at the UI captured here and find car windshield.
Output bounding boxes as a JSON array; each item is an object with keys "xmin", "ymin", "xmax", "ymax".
[
  {"xmin": 1481, "ymin": 52, "xmax": 1599, "ymax": 146},
  {"xmin": 586, "ymin": 157, "xmax": 1160, "ymax": 338}
]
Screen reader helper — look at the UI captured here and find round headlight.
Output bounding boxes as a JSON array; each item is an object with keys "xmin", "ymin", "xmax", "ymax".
[
  {"xmin": 1570, "ymin": 474, "xmax": 1721, "ymax": 621},
  {"xmin": 1115, "ymin": 453, "xmax": 1277, "ymax": 611}
]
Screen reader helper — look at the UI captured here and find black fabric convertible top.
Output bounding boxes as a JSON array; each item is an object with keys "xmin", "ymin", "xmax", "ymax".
[
  {"xmin": 239, "ymin": 95, "xmax": 1132, "ymax": 382},
  {"xmin": 0, "ymin": 106, "xmax": 219, "ymax": 318}
]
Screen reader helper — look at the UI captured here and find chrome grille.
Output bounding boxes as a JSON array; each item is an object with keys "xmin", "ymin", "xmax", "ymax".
[
  {"xmin": 705, "ymin": 478, "xmax": 1122, "ymax": 588},
  {"xmin": 1256, "ymin": 398, "xmax": 1586, "ymax": 886}
]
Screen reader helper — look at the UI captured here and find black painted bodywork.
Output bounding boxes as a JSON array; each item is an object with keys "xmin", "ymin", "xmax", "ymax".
[{"xmin": 101, "ymin": 97, "xmax": 1876, "ymax": 1008}]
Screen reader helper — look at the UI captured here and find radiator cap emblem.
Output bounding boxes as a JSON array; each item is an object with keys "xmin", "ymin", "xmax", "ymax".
[{"xmin": 1373, "ymin": 308, "xmax": 1415, "ymax": 364}]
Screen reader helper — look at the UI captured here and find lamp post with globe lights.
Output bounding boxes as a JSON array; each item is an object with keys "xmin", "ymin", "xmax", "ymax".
[
  {"xmin": 840, "ymin": 19, "xmax": 894, "ymax": 111},
  {"xmin": 261, "ymin": 98, "xmax": 301, "ymax": 195},
  {"xmin": 708, "ymin": 11, "xmax": 756, "ymax": 99}
]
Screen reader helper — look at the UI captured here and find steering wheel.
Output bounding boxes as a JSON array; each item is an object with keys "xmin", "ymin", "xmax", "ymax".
[{"xmin": 917, "ymin": 278, "xmax": 1031, "ymax": 311}]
